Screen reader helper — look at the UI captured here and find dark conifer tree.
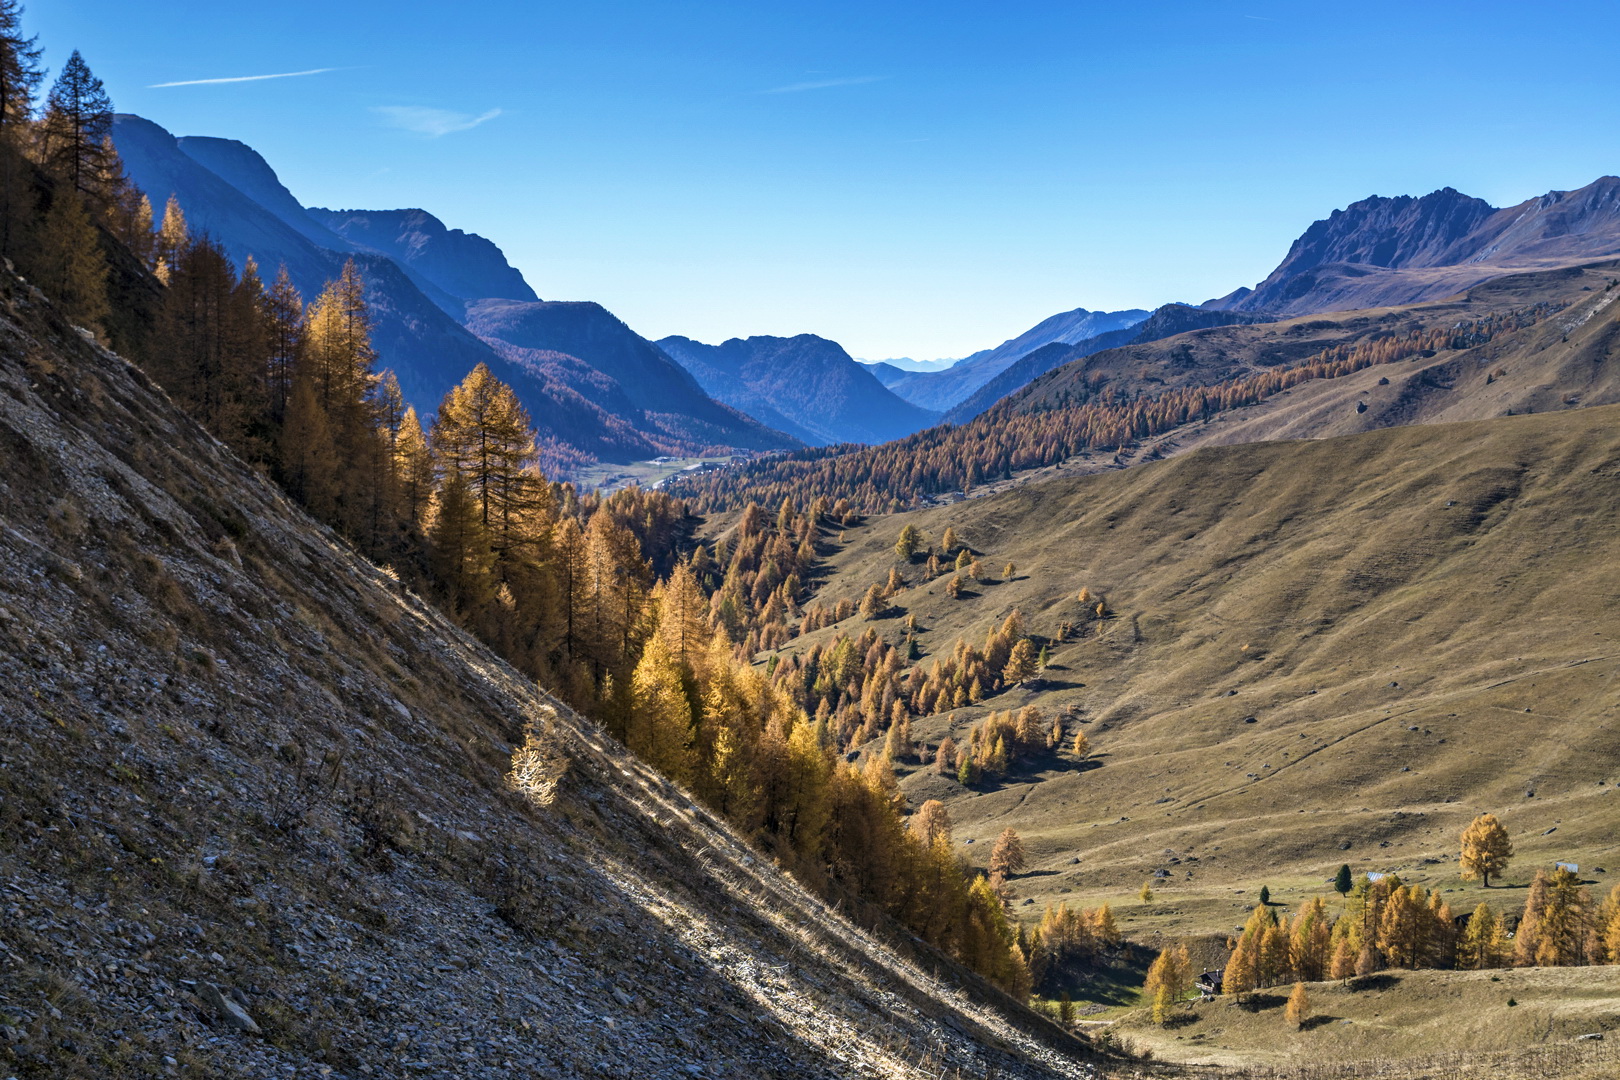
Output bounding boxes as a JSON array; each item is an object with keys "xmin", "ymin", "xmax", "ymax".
[
  {"xmin": 39, "ymin": 49, "xmax": 113, "ymax": 200},
  {"xmin": 0, "ymin": 0, "xmax": 41, "ymax": 134},
  {"xmin": 35, "ymin": 186, "xmax": 107, "ymax": 331}
]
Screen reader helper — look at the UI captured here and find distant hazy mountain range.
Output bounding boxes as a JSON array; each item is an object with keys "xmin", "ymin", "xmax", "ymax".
[
  {"xmin": 111, "ymin": 115, "xmax": 797, "ymax": 474},
  {"xmin": 880, "ymin": 307, "xmax": 1151, "ymax": 412},
  {"xmin": 858, "ymin": 356, "xmax": 957, "ymax": 373},
  {"xmin": 658, "ymin": 335, "xmax": 939, "ymax": 446},
  {"xmin": 109, "ymin": 112, "xmax": 1620, "ymax": 471}
]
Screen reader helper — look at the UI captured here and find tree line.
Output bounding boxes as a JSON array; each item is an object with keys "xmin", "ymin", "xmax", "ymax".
[
  {"xmin": 1137, "ymin": 814, "xmax": 1620, "ymax": 1023},
  {"xmin": 663, "ymin": 304, "xmax": 1564, "ymax": 515}
]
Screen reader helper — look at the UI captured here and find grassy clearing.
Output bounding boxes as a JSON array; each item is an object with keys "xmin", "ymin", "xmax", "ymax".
[
  {"xmin": 575, "ymin": 456, "xmax": 734, "ymax": 493},
  {"xmin": 1113, "ymin": 966, "xmax": 1620, "ymax": 1071},
  {"xmin": 766, "ymin": 401, "xmax": 1620, "ymax": 946}
]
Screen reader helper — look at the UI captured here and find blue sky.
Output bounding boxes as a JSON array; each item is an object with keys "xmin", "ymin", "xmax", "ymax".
[{"xmin": 32, "ymin": 0, "xmax": 1620, "ymax": 360}]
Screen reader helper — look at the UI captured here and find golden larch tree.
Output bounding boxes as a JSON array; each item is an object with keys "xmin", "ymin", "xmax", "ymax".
[
  {"xmin": 1459, "ymin": 813, "xmax": 1513, "ymax": 888},
  {"xmin": 1284, "ymin": 981, "xmax": 1310, "ymax": 1030},
  {"xmin": 989, "ymin": 827, "xmax": 1026, "ymax": 878}
]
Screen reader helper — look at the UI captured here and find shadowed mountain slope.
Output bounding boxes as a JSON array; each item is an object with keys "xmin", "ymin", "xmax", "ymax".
[
  {"xmin": 464, "ymin": 300, "xmax": 797, "ymax": 454},
  {"xmin": 887, "ymin": 307, "xmax": 1150, "ymax": 411},
  {"xmin": 1215, "ymin": 177, "xmax": 1620, "ymax": 315},
  {"xmin": 0, "ymin": 264, "xmax": 1097, "ymax": 1078},
  {"xmin": 943, "ymin": 304, "xmax": 1274, "ymax": 424},
  {"xmin": 112, "ymin": 115, "xmax": 794, "ymax": 471},
  {"xmin": 658, "ymin": 333, "xmax": 940, "ymax": 446},
  {"xmin": 307, "ymin": 206, "xmax": 540, "ymax": 307}
]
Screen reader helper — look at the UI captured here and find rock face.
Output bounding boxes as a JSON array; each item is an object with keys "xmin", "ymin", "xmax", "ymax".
[
  {"xmin": 1216, "ymin": 177, "xmax": 1620, "ymax": 315},
  {"xmin": 307, "ymin": 207, "xmax": 540, "ymax": 307},
  {"xmin": 198, "ymin": 984, "xmax": 261, "ymax": 1033},
  {"xmin": 0, "ymin": 267, "xmax": 1094, "ymax": 1078},
  {"xmin": 658, "ymin": 333, "xmax": 941, "ymax": 446}
]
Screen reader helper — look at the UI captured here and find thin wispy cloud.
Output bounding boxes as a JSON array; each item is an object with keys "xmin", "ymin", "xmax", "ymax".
[
  {"xmin": 763, "ymin": 75, "xmax": 885, "ymax": 95},
  {"xmin": 373, "ymin": 106, "xmax": 503, "ymax": 137},
  {"xmin": 149, "ymin": 67, "xmax": 338, "ymax": 88}
]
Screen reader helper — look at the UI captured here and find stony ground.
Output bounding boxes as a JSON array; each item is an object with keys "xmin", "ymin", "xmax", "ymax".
[{"xmin": 0, "ymin": 272, "xmax": 1114, "ymax": 1078}]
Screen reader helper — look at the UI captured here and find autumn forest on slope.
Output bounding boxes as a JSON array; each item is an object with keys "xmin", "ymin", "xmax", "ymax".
[{"xmin": 10, "ymin": 5, "xmax": 1620, "ymax": 1079}]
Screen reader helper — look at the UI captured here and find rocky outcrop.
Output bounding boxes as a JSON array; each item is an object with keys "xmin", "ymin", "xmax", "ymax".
[{"xmin": 1217, "ymin": 177, "xmax": 1620, "ymax": 315}]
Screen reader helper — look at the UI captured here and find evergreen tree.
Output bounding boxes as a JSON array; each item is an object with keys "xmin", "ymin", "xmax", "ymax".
[
  {"xmin": 910, "ymin": 798, "xmax": 952, "ymax": 848},
  {"xmin": 1459, "ymin": 813, "xmax": 1513, "ymax": 888},
  {"xmin": 893, "ymin": 523, "xmax": 923, "ymax": 561},
  {"xmin": 1334, "ymin": 864, "xmax": 1354, "ymax": 897},
  {"xmin": 1144, "ymin": 943, "xmax": 1190, "ymax": 1024},
  {"xmin": 1284, "ymin": 982, "xmax": 1310, "ymax": 1030},
  {"xmin": 0, "ymin": 0, "xmax": 42, "ymax": 135},
  {"xmin": 989, "ymin": 827, "xmax": 1026, "ymax": 878},
  {"xmin": 264, "ymin": 264, "xmax": 303, "ymax": 422},
  {"xmin": 155, "ymin": 194, "xmax": 188, "ymax": 281},
  {"xmin": 629, "ymin": 635, "xmax": 695, "ymax": 785},
  {"xmin": 1003, "ymin": 638, "xmax": 1038, "ymax": 685},
  {"xmin": 35, "ymin": 188, "xmax": 107, "ymax": 331},
  {"xmin": 38, "ymin": 50, "xmax": 113, "ymax": 200},
  {"xmin": 1457, "ymin": 902, "xmax": 1505, "ymax": 969}
]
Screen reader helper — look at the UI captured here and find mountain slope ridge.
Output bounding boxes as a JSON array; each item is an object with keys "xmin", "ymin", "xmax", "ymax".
[
  {"xmin": 0, "ymin": 263, "xmax": 1095, "ymax": 1079},
  {"xmin": 112, "ymin": 113, "xmax": 797, "ymax": 471},
  {"xmin": 658, "ymin": 332, "xmax": 940, "ymax": 446},
  {"xmin": 1215, "ymin": 177, "xmax": 1620, "ymax": 315}
]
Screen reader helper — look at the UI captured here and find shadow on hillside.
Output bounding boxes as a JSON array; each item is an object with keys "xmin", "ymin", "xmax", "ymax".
[
  {"xmin": 1349, "ymin": 973, "xmax": 1401, "ymax": 992},
  {"xmin": 1300, "ymin": 1015, "xmax": 1339, "ymax": 1031},
  {"xmin": 1237, "ymin": 992, "xmax": 1287, "ymax": 1012}
]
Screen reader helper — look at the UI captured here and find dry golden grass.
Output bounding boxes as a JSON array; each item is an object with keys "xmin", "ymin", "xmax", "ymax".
[
  {"xmin": 1116, "ymin": 966, "xmax": 1620, "ymax": 1075},
  {"xmin": 779, "ymin": 402, "xmax": 1620, "ymax": 945}
]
